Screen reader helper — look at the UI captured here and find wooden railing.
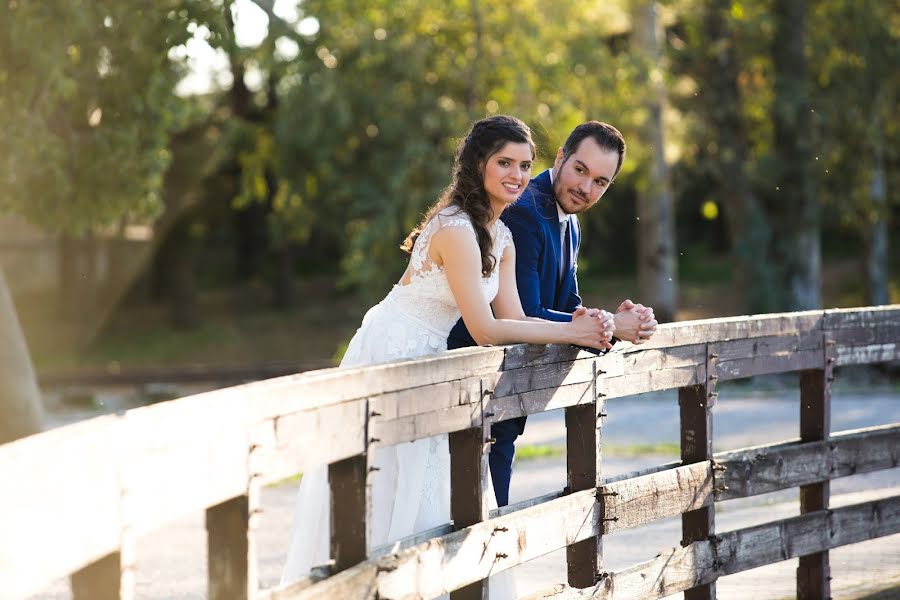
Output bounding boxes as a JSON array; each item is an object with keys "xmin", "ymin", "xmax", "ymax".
[{"xmin": 2, "ymin": 306, "xmax": 899, "ymax": 600}]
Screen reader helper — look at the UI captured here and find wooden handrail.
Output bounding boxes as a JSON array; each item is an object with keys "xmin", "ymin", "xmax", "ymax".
[{"xmin": 1, "ymin": 305, "xmax": 898, "ymax": 599}]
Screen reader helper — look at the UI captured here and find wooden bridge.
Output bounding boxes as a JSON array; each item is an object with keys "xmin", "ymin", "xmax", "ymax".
[{"xmin": 2, "ymin": 306, "xmax": 899, "ymax": 600}]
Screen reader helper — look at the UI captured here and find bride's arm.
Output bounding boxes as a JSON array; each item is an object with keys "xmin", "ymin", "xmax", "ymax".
[{"xmin": 431, "ymin": 226, "xmax": 612, "ymax": 349}]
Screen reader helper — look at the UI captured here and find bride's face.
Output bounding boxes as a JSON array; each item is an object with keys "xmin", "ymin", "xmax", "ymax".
[{"xmin": 482, "ymin": 142, "xmax": 533, "ymax": 208}]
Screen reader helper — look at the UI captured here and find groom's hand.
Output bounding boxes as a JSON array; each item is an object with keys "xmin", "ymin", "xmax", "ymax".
[{"xmin": 613, "ymin": 299, "xmax": 658, "ymax": 344}]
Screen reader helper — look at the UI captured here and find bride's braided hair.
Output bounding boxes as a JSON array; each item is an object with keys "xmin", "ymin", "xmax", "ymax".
[{"xmin": 402, "ymin": 115, "xmax": 535, "ymax": 276}]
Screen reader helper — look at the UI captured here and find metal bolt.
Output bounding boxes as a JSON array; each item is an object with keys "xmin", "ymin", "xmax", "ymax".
[
  {"xmin": 602, "ymin": 516, "xmax": 619, "ymax": 523},
  {"xmin": 486, "ymin": 437, "xmax": 497, "ymax": 444},
  {"xmin": 485, "ymin": 412, "xmax": 495, "ymax": 418},
  {"xmin": 597, "ymin": 412, "xmax": 608, "ymax": 418},
  {"xmin": 493, "ymin": 527, "xmax": 509, "ymax": 533},
  {"xmin": 369, "ymin": 466, "xmax": 380, "ymax": 472},
  {"xmin": 370, "ymin": 438, "xmax": 381, "ymax": 443},
  {"xmin": 596, "ymin": 490, "xmax": 619, "ymax": 498},
  {"xmin": 495, "ymin": 553, "xmax": 508, "ymax": 559},
  {"xmin": 370, "ymin": 411, "xmax": 382, "ymax": 417}
]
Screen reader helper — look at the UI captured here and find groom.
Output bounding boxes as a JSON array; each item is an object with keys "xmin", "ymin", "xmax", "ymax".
[{"xmin": 448, "ymin": 120, "xmax": 657, "ymax": 506}]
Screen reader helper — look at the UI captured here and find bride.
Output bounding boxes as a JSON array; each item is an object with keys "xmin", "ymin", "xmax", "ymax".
[{"xmin": 282, "ymin": 115, "xmax": 615, "ymax": 596}]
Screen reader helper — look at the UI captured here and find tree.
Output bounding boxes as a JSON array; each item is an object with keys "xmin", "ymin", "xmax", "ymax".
[
  {"xmin": 632, "ymin": 1, "xmax": 678, "ymax": 322},
  {"xmin": 677, "ymin": 0, "xmax": 777, "ymax": 313},
  {"xmin": 771, "ymin": 0, "xmax": 820, "ymax": 310},
  {"xmin": 0, "ymin": 1, "xmax": 200, "ymax": 441}
]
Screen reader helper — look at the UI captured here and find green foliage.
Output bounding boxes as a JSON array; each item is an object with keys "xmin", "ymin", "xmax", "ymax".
[{"xmin": 0, "ymin": 1, "xmax": 205, "ymax": 234}]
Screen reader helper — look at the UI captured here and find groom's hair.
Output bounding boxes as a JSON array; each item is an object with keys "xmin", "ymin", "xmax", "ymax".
[{"xmin": 561, "ymin": 121, "xmax": 627, "ymax": 178}]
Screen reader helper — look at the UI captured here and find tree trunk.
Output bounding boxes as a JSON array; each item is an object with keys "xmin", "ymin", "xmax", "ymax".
[
  {"xmin": 772, "ymin": 0, "xmax": 820, "ymax": 310},
  {"xmin": 865, "ymin": 127, "xmax": 889, "ymax": 306},
  {"xmin": 0, "ymin": 268, "xmax": 43, "ymax": 444},
  {"xmin": 270, "ymin": 244, "xmax": 295, "ymax": 309},
  {"xmin": 157, "ymin": 215, "xmax": 200, "ymax": 330},
  {"xmin": 700, "ymin": 0, "xmax": 778, "ymax": 314},
  {"xmin": 633, "ymin": 1, "xmax": 678, "ymax": 322}
]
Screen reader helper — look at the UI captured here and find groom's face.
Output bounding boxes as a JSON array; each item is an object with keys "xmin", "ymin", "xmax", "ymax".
[{"xmin": 552, "ymin": 138, "xmax": 619, "ymax": 215}]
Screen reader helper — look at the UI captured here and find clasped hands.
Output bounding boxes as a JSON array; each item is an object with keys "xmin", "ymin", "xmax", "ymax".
[{"xmin": 572, "ymin": 299, "xmax": 658, "ymax": 351}]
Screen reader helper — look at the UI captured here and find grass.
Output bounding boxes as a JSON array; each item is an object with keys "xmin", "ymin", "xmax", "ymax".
[{"xmin": 516, "ymin": 442, "xmax": 680, "ymax": 462}]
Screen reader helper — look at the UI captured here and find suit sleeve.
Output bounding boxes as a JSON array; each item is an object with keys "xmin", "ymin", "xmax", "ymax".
[{"xmin": 504, "ymin": 205, "xmax": 573, "ymax": 323}]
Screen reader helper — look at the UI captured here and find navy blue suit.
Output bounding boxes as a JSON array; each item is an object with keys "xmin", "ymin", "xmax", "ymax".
[{"xmin": 448, "ymin": 170, "xmax": 581, "ymax": 505}]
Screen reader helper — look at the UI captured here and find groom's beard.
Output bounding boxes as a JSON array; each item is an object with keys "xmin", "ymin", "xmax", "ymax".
[{"xmin": 553, "ymin": 178, "xmax": 592, "ymax": 215}]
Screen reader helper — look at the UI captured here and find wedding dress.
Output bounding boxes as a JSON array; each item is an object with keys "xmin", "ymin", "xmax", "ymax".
[{"xmin": 282, "ymin": 208, "xmax": 517, "ymax": 598}]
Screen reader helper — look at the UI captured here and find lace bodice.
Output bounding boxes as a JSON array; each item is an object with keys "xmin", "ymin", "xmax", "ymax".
[{"xmin": 340, "ymin": 208, "xmax": 513, "ymax": 366}]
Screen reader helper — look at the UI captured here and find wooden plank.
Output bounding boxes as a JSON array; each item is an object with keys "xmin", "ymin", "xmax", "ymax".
[
  {"xmin": 252, "ymin": 400, "xmax": 366, "ymax": 484},
  {"xmin": 822, "ymin": 305, "xmax": 900, "ymax": 329},
  {"xmin": 620, "ymin": 344, "xmax": 707, "ymax": 375},
  {"xmin": 71, "ymin": 543, "xmax": 135, "ymax": 600},
  {"xmin": 644, "ymin": 311, "xmax": 825, "ymax": 348},
  {"xmin": 600, "ymin": 462, "xmax": 714, "ymax": 534},
  {"xmin": 835, "ymin": 342, "xmax": 900, "ymax": 365},
  {"xmin": 488, "ymin": 381, "xmax": 594, "ymax": 422},
  {"xmin": 797, "ymin": 355, "xmax": 832, "ymax": 600},
  {"xmin": 717, "ymin": 497, "xmax": 900, "ymax": 577},
  {"xmin": 329, "ymin": 456, "xmax": 367, "ymax": 572},
  {"xmin": 711, "ymin": 331, "xmax": 823, "ymax": 360},
  {"xmin": 603, "ymin": 365, "xmax": 704, "ymax": 399},
  {"xmin": 502, "ymin": 343, "xmax": 618, "ymax": 370},
  {"xmin": 679, "ymin": 350, "xmax": 716, "ymax": 600},
  {"xmin": 449, "ymin": 425, "xmax": 489, "ymax": 600},
  {"xmin": 367, "ymin": 377, "xmax": 483, "ymax": 421},
  {"xmin": 565, "ymin": 366, "xmax": 602, "ymax": 587},
  {"xmin": 492, "ymin": 490, "xmax": 565, "ymax": 518},
  {"xmin": 523, "ymin": 495, "xmax": 900, "ymax": 600},
  {"xmin": 292, "ymin": 489, "xmax": 598, "ymax": 599},
  {"xmin": 828, "ymin": 324, "xmax": 900, "ymax": 346},
  {"xmin": 715, "ymin": 424, "xmax": 900, "ymax": 500},
  {"xmin": 275, "ymin": 562, "xmax": 380, "ymax": 600},
  {"xmin": 369, "ymin": 402, "xmax": 481, "ymax": 448},
  {"xmin": 207, "ymin": 493, "xmax": 258, "ymax": 600},
  {"xmin": 0, "ymin": 416, "xmax": 123, "ymax": 599},
  {"xmin": 120, "ymin": 421, "xmax": 251, "ymax": 537},
  {"xmin": 493, "ymin": 356, "xmax": 615, "ymax": 398},
  {"xmin": 716, "ymin": 348, "xmax": 823, "ymax": 380}
]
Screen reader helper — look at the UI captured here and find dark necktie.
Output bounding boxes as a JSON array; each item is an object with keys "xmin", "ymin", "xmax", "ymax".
[{"xmin": 559, "ymin": 219, "xmax": 570, "ymax": 281}]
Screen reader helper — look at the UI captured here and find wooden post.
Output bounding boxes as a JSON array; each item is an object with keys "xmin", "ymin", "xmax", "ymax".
[
  {"xmin": 566, "ymin": 360, "xmax": 602, "ymax": 588},
  {"xmin": 329, "ymin": 455, "xmax": 368, "ymax": 571},
  {"xmin": 207, "ymin": 484, "xmax": 259, "ymax": 600},
  {"xmin": 71, "ymin": 540, "xmax": 135, "ymax": 600},
  {"xmin": 448, "ymin": 382, "xmax": 491, "ymax": 600},
  {"xmin": 797, "ymin": 336, "xmax": 834, "ymax": 600},
  {"xmin": 679, "ymin": 346, "xmax": 716, "ymax": 600}
]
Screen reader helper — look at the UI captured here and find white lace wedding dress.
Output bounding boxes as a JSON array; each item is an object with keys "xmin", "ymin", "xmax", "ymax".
[{"xmin": 282, "ymin": 208, "xmax": 517, "ymax": 598}]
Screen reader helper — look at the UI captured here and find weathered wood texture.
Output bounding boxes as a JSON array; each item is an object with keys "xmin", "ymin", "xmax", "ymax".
[
  {"xmin": 449, "ymin": 425, "xmax": 490, "ymax": 600},
  {"xmin": 3, "ymin": 306, "xmax": 899, "ymax": 598},
  {"xmin": 282, "ymin": 490, "xmax": 599, "ymax": 600},
  {"xmin": 715, "ymin": 424, "xmax": 900, "ymax": 500},
  {"xmin": 329, "ymin": 456, "xmax": 367, "ymax": 572},
  {"xmin": 70, "ymin": 546, "xmax": 134, "ymax": 600},
  {"xmin": 522, "ymin": 495, "xmax": 900, "ymax": 600},
  {"xmin": 679, "ymin": 356, "xmax": 716, "ymax": 600},
  {"xmin": 565, "ymin": 371, "xmax": 602, "ymax": 587},
  {"xmin": 797, "ymin": 352, "xmax": 833, "ymax": 600},
  {"xmin": 600, "ymin": 462, "xmax": 714, "ymax": 534},
  {"xmin": 207, "ymin": 494, "xmax": 258, "ymax": 600}
]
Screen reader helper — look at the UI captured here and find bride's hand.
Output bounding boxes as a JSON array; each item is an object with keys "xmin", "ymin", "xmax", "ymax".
[{"xmin": 569, "ymin": 307, "xmax": 616, "ymax": 350}]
